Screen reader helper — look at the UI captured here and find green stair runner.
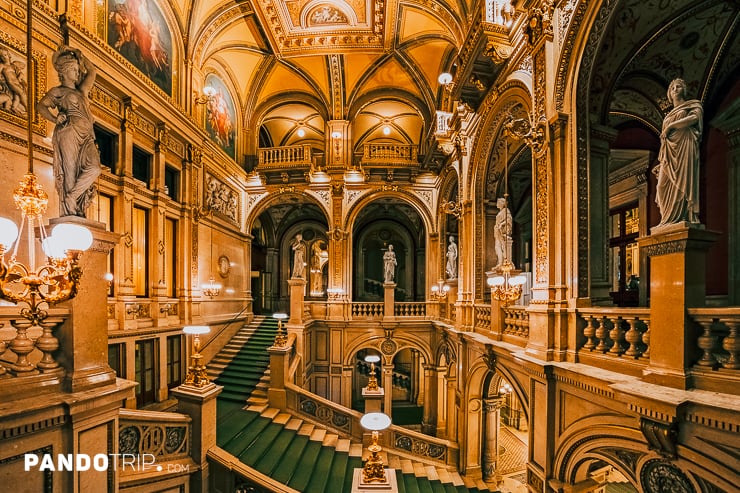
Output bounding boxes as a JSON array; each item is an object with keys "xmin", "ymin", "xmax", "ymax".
[{"xmin": 212, "ymin": 317, "xmax": 496, "ymax": 493}]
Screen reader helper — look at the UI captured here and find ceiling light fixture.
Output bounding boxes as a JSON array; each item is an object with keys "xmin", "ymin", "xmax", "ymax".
[
  {"xmin": 438, "ymin": 72, "xmax": 453, "ymax": 85},
  {"xmin": 382, "ymin": 125, "xmax": 391, "ymax": 136},
  {"xmin": 297, "ymin": 128, "xmax": 306, "ymax": 138}
]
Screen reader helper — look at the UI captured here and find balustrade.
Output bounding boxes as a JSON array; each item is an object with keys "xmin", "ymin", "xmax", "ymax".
[
  {"xmin": 0, "ymin": 308, "xmax": 66, "ymax": 380},
  {"xmin": 258, "ymin": 144, "xmax": 312, "ymax": 168},
  {"xmin": 394, "ymin": 302, "xmax": 427, "ymax": 317},
  {"xmin": 351, "ymin": 302, "xmax": 384, "ymax": 318},
  {"xmin": 689, "ymin": 308, "xmax": 740, "ymax": 371},
  {"xmin": 118, "ymin": 409, "xmax": 191, "ymax": 461},
  {"xmin": 361, "ymin": 144, "xmax": 418, "ymax": 165},
  {"xmin": 475, "ymin": 305, "xmax": 491, "ymax": 330},
  {"xmin": 502, "ymin": 305, "xmax": 529, "ymax": 338},
  {"xmin": 577, "ymin": 308, "xmax": 650, "ymax": 361}
]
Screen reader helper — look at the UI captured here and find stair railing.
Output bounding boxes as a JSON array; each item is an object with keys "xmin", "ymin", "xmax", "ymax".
[{"xmin": 198, "ymin": 304, "xmax": 252, "ymax": 356}]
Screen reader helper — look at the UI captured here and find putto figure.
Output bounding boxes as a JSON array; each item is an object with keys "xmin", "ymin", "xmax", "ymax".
[
  {"xmin": 653, "ymin": 78, "xmax": 703, "ymax": 228},
  {"xmin": 38, "ymin": 46, "xmax": 101, "ymax": 217}
]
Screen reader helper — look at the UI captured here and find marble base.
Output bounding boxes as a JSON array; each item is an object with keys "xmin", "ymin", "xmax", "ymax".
[{"xmin": 351, "ymin": 468, "xmax": 398, "ymax": 492}]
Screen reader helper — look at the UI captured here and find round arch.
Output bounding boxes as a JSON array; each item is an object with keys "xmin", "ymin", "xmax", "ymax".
[{"xmin": 244, "ymin": 190, "xmax": 330, "ymax": 234}]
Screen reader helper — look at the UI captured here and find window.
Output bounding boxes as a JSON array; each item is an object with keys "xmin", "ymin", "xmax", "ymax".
[
  {"xmin": 94, "ymin": 125, "xmax": 118, "ymax": 171},
  {"xmin": 164, "ymin": 165, "xmax": 179, "ymax": 201},
  {"xmin": 132, "ymin": 146, "xmax": 151, "ymax": 185},
  {"xmin": 165, "ymin": 218, "xmax": 177, "ymax": 298},
  {"xmin": 89, "ymin": 193, "xmax": 113, "ymax": 230},
  {"xmin": 133, "ymin": 206, "xmax": 149, "ymax": 297},
  {"xmin": 135, "ymin": 339, "xmax": 158, "ymax": 407},
  {"xmin": 108, "ymin": 343, "xmax": 126, "ymax": 378},
  {"xmin": 609, "ymin": 204, "xmax": 639, "ymax": 306},
  {"xmin": 166, "ymin": 335, "xmax": 182, "ymax": 389}
]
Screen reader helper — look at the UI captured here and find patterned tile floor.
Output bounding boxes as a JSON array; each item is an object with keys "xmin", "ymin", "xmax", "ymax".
[{"xmin": 498, "ymin": 425, "xmax": 527, "ymax": 475}]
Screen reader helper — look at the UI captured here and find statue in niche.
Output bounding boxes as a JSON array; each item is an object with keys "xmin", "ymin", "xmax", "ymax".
[
  {"xmin": 291, "ymin": 233, "xmax": 307, "ymax": 279},
  {"xmin": 653, "ymin": 78, "xmax": 703, "ymax": 228},
  {"xmin": 494, "ymin": 197, "xmax": 513, "ymax": 269},
  {"xmin": 446, "ymin": 236, "xmax": 458, "ymax": 280},
  {"xmin": 383, "ymin": 244, "xmax": 397, "ymax": 283},
  {"xmin": 38, "ymin": 45, "xmax": 101, "ymax": 217},
  {"xmin": 310, "ymin": 240, "xmax": 329, "ymax": 295}
]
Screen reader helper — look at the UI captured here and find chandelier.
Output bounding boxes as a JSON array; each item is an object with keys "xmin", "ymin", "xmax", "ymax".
[
  {"xmin": 488, "ymin": 128, "xmax": 525, "ymax": 306},
  {"xmin": 200, "ymin": 208, "xmax": 221, "ymax": 298},
  {"xmin": 0, "ymin": 4, "xmax": 92, "ymax": 325}
]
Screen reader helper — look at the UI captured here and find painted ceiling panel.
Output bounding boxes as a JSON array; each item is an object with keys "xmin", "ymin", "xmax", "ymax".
[
  {"xmin": 288, "ymin": 57, "xmax": 331, "ymax": 101},
  {"xmin": 405, "ymin": 41, "xmax": 454, "ymax": 93},
  {"xmin": 259, "ymin": 64, "xmax": 323, "ymax": 103},
  {"xmin": 354, "ymin": 58, "xmax": 422, "ymax": 100},
  {"xmin": 398, "ymin": 6, "xmax": 452, "ymax": 43}
]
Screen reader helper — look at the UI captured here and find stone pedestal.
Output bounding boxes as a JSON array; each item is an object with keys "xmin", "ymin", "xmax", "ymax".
[
  {"xmin": 171, "ymin": 383, "xmax": 222, "ymax": 493},
  {"xmin": 288, "ymin": 278, "xmax": 306, "ymax": 325},
  {"xmin": 383, "ymin": 282, "xmax": 395, "ymax": 321},
  {"xmin": 351, "ymin": 468, "xmax": 398, "ymax": 493},
  {"xmin": 268, "ymin": 344, "xmax": 291, "ymax": 409},
  {"xmin": 638, "ymin": 225, "xmax": 718, "ymax": 389},
  {"xmin": 53, "ymin": 218, "xmax": 119, "ymax": 392},
  {"xmin": 362, "ymin": 386, "xmax": 384, "ymax": 413}
]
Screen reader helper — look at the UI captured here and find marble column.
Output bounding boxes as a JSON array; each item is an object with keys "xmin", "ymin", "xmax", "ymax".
[{"xmin": 482, "ymin": 396, "xmax": 505, "ymax": 483}]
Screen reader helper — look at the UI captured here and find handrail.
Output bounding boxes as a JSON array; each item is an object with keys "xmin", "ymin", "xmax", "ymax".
[{"xmin": 200, "ymin": 304, "xmax": 252, "ymax": 353}]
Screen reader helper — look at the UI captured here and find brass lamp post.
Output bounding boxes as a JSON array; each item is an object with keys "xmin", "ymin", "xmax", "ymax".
[
  {"xmin": 360, "ymin": 412, "xmax": 392, "ymax": 484},
  {"xmin": 183, "ymin": 325, "xmax": 211, "ymax": 387},
  {"xmin": 364, "ymin": 354, "xmax": 380, "ymax": 391},
  {"xmin": 273, "ymin": 312, "xmax": 288, "ymax": 347}
]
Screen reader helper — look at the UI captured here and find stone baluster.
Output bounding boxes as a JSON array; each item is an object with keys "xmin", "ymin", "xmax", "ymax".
[
  {"xmin": 624, "ymin": 317, "xmax": 643, "ymax": 358},
  {"xmin": 35, "ymin": 317, "xmax": 63, "ymax": 372},
  {"xmin": 595, "ymin": 316, "xmax": 610, "ymax": 353},
  {"xmin": 9, "ymin": 318, "xmax": 36, "ymax": 373},
  {"xmin": 721, "ymin": 319, "xmax": 740, "ymax": 370},
  {"xmin": 608, "ymin": 316, "xmax": 625, "ymax": 355},
  {"xmin": 0, "ymin": 338, "xmax": 7, "ymax": 375},
  {"xmin": 582, "ymin": 315, "xmax": 597, "ymax": 351},
  {"xmin": 695, "ymin": 317, "xmax": 718, "ymax": 368},
  {"xmin": 642, "ymin": 320, "xmax": 651, "ymax": 359}
]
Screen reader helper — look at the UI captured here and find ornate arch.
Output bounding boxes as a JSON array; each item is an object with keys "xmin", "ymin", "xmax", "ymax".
[
  {"xmin": 342, "ymin": 188, "xmax": 435, "ymax": 238},
  {"xmin": 244, "ymin": 190, "xmax": 330, "ymax": 233}
]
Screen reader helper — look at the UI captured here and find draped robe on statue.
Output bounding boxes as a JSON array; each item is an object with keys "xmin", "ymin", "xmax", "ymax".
[{"xmin": 655, "ymin": 100, "xmax": 703, "ymax": 227}]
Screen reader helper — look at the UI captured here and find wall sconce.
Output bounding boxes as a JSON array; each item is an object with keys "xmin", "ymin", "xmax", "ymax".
[
  {"xmin": 183, "ymin": 325, "xmax": 211, "ymax": 388},
  {"xmin": 273, "ymin": 312, "xmax": 288, "ymax": 347},
  {"xmin": 126, "ymin": 303, "xmax": 145, "ymax": 319},
  {"xmin": 430, "ymin": 280, "xmax": 450, "ymax": 301},
  {"xmin": 499, "ymin": 381, "xmax": 513, "ymax": 395},
  {"xmin": 438, "ymin": 72, "xmax": 454, "ymax": 91},
  {"xmin": 194, "ymin": 85, "xmax": 216, "ymax": 105},
  {"xmin": 104, "ymin": 272, "xmax": 113, "ymax": 289},
  {"xmin": 201, "ymin": 276, "xmax": 222, "ymax": 298},
  {"xmin": 365, "ymin": 354, "xmax": 381, "ymax": 391},
  {"xmin": 360, "ymin": 412, "xmax": 392, "ymax": 484}
]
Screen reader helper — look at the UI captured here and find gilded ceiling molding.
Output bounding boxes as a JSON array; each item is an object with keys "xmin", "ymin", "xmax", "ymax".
[
  {"xmin": 191, "ymin": 4, "xmax": 253, "ymax": 67},
  {"xmin": 329, "ymin": 54, "xmax": 344, "ymax": 119}
]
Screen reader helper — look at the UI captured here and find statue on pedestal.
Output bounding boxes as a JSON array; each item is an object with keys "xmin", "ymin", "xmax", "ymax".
[
  {"xmin": 653, "ymin": 78, "xmax": 703, "ymax": 228},
  {"xmin": 310, "ymin": 240, "xmax": 328, "ymax": 295},
  {"xmin": 494, "ymin": 197, "xmax": 513, "ymax": 269},
  {"xmin": 291, "ymin": 233, "xmax": 306, "ymax": 279},
  {"xmin": 38, "ymin": 45, "xmax": 101, "ymax": 217},
  {"xmin": 383, "ymin": 244, "xmax": 397, "ymax": 283}
]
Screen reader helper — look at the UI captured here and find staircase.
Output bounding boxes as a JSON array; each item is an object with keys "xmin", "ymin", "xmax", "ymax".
[{"xmin": 209, "ymin": 317, "xmax": 498, "ymax": 493}]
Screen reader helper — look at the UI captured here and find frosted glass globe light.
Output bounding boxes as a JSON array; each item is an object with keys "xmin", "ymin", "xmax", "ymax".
[
  {"xmin": 52, "ymin": 223, "xmax": 93, "ymax": 252},
  {"xmin": 42, "ymin": 235, "xmax": 67, "ymax": 260},
  {"xmin": 183, "ymin": 325, "xmax": 211, "ymax": 335},
  {"xmin": 0, "ymin": 217, "xmax": 19, "ymax": 250}
]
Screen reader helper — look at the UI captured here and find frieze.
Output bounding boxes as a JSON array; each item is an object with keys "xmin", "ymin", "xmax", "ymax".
[
  {"xmin": 643, "ymin": 240, "xmax": 688, "ymax": 257},
  {"xmin": 553, "ymin": 373, "xmax": 615, "ymax": 399},
  {"xmin": 0, "ymin": 30, "xmax": 47, "ymax": 134},
  {"xmin": 535, "ymin": 152, "xmax": 549, "ymax": 283},
  {"xmin": 0, "ymin": 130, "xmax": 53, "ymax": 157},
  {"xmin": 205, "ymin": 172, "xmax": 239, "ymax": 224},
  {"xmin": 685, "ymin": 412, "xmax": 740, "ymax": 433}
]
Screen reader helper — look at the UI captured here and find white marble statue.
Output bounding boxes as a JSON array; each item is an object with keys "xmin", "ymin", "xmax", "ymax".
[
  {"xmin": 494, "ymin": 197, "xmax": 513, "ymax": 268},
  {"xmin": 291, "ymin": 233, "xmax": 306, "ymax": 279},
  {"xmin": 383, "ymin": 244, "xmax": 397, "ymax": 283},
  {"xmin": 653, "ymin": 78, "xmax": 703, "ymax": 228},
  {"xmin": 446, "ymin": 236, "xmax": 458, "ymax": 280}
]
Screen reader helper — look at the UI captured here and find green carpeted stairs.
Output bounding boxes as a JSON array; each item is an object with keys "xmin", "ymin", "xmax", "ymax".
[{"xmin": 209, "ymin": 317, "xmax": 498, "ymax": 493}]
